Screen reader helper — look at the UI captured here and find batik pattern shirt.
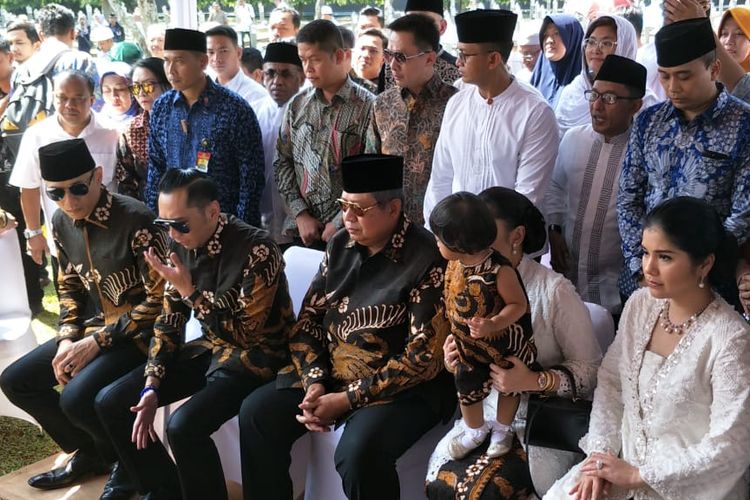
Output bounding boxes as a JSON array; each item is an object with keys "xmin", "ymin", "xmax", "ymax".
[
  {"xmin": 274, "ymin": 78, "xmax": 374, "ymax": 237},
  {"xmin": 52, "ymin": 189, "xmax": 168, "ymax": 350},
  {"xmin": 116, "ymin": 110, "xmax": 149, "ymax": 201},
  {"xmin": 145, "ymin": 77, "xmax": 265, "ymax": 226},
  {"xmin": 145, "ymin": 214, "xmax": 294, "ymax": 381},
  {"xmin": 365, "ymin": 73, "xmax": 457, "ymax": 225},
  {"xmin": 617, "ymin": 87, "xmax": 750, "ymax": 296},
  {"xmin": 276, "ymin": 216, "xmax": 450, "ymax": 410}
]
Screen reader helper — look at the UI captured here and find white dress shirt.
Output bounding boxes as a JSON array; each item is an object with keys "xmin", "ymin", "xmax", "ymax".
[
  {"xmin": 423, "ymin": 78, "xmax": 559, "ymax": 223},
  {"xmin": 9, "ymin": 112, "xmax": 118, "ymax": 255},
  {"xmin": 220, "ymin": 69, "xmax": 269, "ymax": 113},
  {"xmin": 546, "ymin": 124, "xmax": 629, "ymax": 313}
]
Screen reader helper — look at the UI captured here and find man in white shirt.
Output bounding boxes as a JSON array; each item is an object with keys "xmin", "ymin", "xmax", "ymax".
[
  {"xmin": 205, "ymin": 25, "xmax": 268, "ymax": 112},
  {"xmin": 256, "ymin": 42, "xmax": 305, "ymax": 245},
  {"xmin": 269, "ymin": 6, "xmax": 301, "ymax": 43},
  {"xmin": 423, "ymin": 10, "xmax": 558, "ymax": 222},
  {"xmin": 9, "ymin": 71, "xmax": 117, "ymax": 269},
  {"xmin": 546, "ymin": 55, "xmax": 646, "ymax": 316}
]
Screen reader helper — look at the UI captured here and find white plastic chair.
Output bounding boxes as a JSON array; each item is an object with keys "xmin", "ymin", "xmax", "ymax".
[
  {"xmin": 0, "ymin": 228, "xmax": 39, "ymax": 425},
  {"xmin": 584, "ymin": 302, "xmax": 616, "ymax": 352}
]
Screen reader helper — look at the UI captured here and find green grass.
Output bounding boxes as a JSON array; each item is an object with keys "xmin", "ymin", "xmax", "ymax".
[{"xmin": 0, "ymin": 272, "xmax": 61, "ymax": 477}]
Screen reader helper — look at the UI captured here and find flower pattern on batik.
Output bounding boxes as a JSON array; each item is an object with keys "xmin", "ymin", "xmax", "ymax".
[
  {"xmin": 617, "ymin": 87, "xmax": 750, "ymax": 296},
  {"xmin": 365, "ymin": 73, "xmax": 457, "ymax": 226}
]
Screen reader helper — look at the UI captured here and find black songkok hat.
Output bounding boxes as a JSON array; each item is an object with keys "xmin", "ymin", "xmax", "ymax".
[
  {"xmin": 39, "ymin": 139, "xmax": 95, "ymax": 182},
  {"xmin": 455, "ymin": 10, "xmax": 517, "ymax": 44},
  {"xmin": 405, "ymin": 0, "xmax": 444, "ymax": 16},
  {"xmin": 164, "ymin": 28, "xmax": 207, "ymax": 53},
  {"xmin": 342, "ymin": 154, "xmax": 403, "ymax": 193},
  {"xmin": 655, "ymin": 18, "xmax": 715, "ymax": 68},
  {"xmin": 594, "ymin": 55, "xmax": 647, "ymax": 98},
  {"xmin": 264, "ymin": 42, "xmax": 302, "ymax": 68}
]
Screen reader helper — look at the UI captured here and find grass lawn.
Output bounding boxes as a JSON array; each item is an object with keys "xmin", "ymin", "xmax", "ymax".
[{"xmin": 0, "ymin": 275, "xmax": 61, "ymax": 476}]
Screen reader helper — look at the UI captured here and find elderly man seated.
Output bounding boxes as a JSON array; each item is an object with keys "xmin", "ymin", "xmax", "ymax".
[{"xmin": 240, "ymin": 153, "xmax": 455, "ymax": 500}]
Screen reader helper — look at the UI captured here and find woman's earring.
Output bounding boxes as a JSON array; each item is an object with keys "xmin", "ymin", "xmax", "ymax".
[
  {"xmin": 699, "ymin": 276, "xmax": 705, "ymax": 289},
  {"xmin": 512, "ymin": 243, "xmax": 518, "ymax": 255}
]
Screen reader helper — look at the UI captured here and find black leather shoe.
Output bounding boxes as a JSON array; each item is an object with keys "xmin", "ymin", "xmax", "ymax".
[
  {"xmin": 100, "ymin": 462, "xmax": 137, "ymax": 500},
  {"xmin": 27, "ymin": 452, "xmax": 110, "ymax": 490}
]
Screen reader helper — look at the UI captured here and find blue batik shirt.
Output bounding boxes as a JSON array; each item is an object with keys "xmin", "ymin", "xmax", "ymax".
[
  {"xmin": 617, "ymin": 86, "xmax": 750, "ymax": 296},
  {"xmin": 145, "ymin": 76, "xmax": 265, "ymax": 226}
]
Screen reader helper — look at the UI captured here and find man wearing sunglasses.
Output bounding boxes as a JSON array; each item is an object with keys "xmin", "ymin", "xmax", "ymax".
[
  {"xmin": 0, "ymin": 138, "xmax": 168, "ymax": 497},
  {"xmin": 381, "ymin": 0, "xmax": 461, "ymax": 91},
  {"xmin": 365, "ymin": 14, "xmax": 457, "ymax": 227},
  {"xmin": 243, "ymin": 153, "xmax": 454, "ymax": 500},
  {"xmin": 546, "ymin": 55, "xmax": 645, "ymax": 319},
  {"xmin": 9, "ymin": 71, "xmax": 118, "ymax": 276},
  {"xmin": 423, "ymin": 10, "xmax": 559, "ymax": 225},
  {"xmin": 95, "ymin": 168, "xmax": 294, "ymax": 500}
]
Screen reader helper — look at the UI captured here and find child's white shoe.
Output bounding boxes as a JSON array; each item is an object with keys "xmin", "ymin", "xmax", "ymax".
[
  {"xmin": 486, "ymin": 421, "xmax": 513, "ymax": 458},
  {"xmin": 448, "ymin": 422, "xmax": 488, "ymax": 460}
]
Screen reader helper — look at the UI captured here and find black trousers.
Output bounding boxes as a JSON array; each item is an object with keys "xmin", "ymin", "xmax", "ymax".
[
  {"xmin": 0, "ymin": 338, "xmax": 145, "ymax": 461},
  {"xmin": 239, "ymin": 382, "xmax": 441, "ymax": 500},
  {"xmin": 0, "ymin": 180, "xmax": 44, "ymax": 307},
  {"xmin": 95, "ymin": 352, "xmax": 264, "ymax": 500}
]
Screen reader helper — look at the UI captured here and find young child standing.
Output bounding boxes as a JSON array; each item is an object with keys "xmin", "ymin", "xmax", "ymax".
[{"xmin": 430, "ymin": 192, "xmax": 538, "ymax": 459}]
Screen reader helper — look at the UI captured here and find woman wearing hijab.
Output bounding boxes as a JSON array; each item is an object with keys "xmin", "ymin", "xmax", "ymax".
[
  {"xmin": 555, "ymin": 14, "xmax": 660, "ymax": 135},
  {"xmin": 530, "ymin": 15, "xmax": 584, "ymax": 109},
  {"xmin": 719, "ymin": 7, "xmax": 750, "ymax": 72},
  {"xmin": 99, "ymin": 62, "xmax": 140, "ymax": 130}
]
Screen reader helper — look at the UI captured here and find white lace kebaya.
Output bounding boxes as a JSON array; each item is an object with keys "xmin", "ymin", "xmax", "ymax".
[{"xmin": 545, "ymin": 288, "xmax": 750, "ymax": 500}]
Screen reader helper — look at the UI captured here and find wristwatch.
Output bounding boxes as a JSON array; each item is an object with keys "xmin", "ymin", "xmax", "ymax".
[
  {"xmin": 23, "ymin": 228, "xmax": 43, "ymax": 239},
  {"xmin": 548, "ymin": 224, "xmax": 563, "ymax": 233},
  {"xmin": 537, "ymin": 371, "xmax": 548, "ymax": 390},
  {"xmin": 181, "ymin": 289, "xmax": 202, "ymax": 308}
]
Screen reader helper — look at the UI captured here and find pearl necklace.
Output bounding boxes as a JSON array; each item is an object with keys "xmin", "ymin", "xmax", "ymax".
[{"xmin": 659, "ymin": 301, "xmax": 700, "ymax": 335}]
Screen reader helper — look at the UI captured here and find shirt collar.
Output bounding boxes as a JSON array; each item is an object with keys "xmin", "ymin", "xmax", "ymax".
[
  {"xmin": 314, "ymin": 77, "xmax": 354, "ymax": 105},
  {"xmin": 197, "ymin": 213, "xmax": 227, "ymax": 258},
  {"xmin": 345, "ymin": 214, "xmax": 410, "ymax": 263},
  {"xmin": 75, "ymin": 188, "xmax": 112, "ymax": 229},
  {"xmin": 171, "ymin": 76, "xmax": 219, "ymax": 109},
  {"xmin": 666, "ymin": 83, "xmax": 728, "ymax": 124}
]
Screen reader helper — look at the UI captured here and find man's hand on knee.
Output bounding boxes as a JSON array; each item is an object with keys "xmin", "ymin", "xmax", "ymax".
[{"xmin": 52, "ymin": 336, "xmax": 101, "ymax": 384}]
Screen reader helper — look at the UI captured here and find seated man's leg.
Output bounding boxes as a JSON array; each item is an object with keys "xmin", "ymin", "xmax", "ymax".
[
  {"xmin": 335, "ymin": 396, "xmax": 441, "ymax": 500},
  {"xmin": 0, "ymin": 339, "xmax": 94, "ymax": 455},
  {"xmin": 59, "ymin": 341, "xmax": 145, "ymax": 464},
  {"xmin": 239, "ymin": 382, "xmax": 306, "ymax": 500},
  {"xmin": 166, "ymin": 370, "xmax": 265, "ymax": 500},
  {"xmin": 95, "ymin": 352, "xmax": 211, "ymax": 497}
]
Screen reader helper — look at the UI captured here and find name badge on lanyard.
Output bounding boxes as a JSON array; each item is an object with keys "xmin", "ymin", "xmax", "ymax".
[{"xmin": 196, "ymin": 138, "xmax": 211, "ymax": 173}]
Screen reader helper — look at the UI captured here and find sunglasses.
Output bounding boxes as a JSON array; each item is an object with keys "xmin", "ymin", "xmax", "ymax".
[
  {"xmin": 383, "ymin": 48, "xmax": 428, "ymax": 65},
  {"xmin": 45, "ymin": 171, "xmax": 95, "ymax": 201},
  {"xmin": 153, "ymin": 218, "xmax": 191, "ymax": 233},
  {"xmin": 336, "ymin": 198, "xmax": 380, "ymax": 217},
  {"xmin": 129, "ymin": 81, "xmax": 160, "ymax": 96}
]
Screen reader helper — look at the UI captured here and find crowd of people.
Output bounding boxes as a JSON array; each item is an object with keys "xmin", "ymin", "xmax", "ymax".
[{"xmin": 1, "ymin": 1, "xmax": 750, "ymax": 499}]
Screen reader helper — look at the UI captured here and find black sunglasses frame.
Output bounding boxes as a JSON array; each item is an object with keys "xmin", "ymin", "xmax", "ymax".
[
  {"xmin": 45, "ymin": 171, "xmax": 96, "ymax": 202},
  {"xmin": 154, "ymin": 218, "xmax": 191, "ymax": 234}
]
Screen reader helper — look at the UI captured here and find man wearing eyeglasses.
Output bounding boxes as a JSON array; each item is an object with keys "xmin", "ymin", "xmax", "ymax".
[
  {"xmin": 0, "ymin": 138, "xmax": 168, "ymax": 496},
  {"xmin": 95, "ymin": 168, "xmax": 294, "ymax": 500},
  {"xmin": 365, "ymin": 14, "xmax": 457, "ymax": 226},
  {"xmin": 255, "ymin": 42, "xmax": 305, "ymax": 246},
  {"xmin": 9, "ymin": 71, "xmax": 118, "ymax": 276},
  {"xmin": 546, "ymin": 55, "xmax": 645, "ymax": 319},
  {"xmin": 206, "ymin": 25, "xmax": 268, "ymax": 112},
  {"xmin": 242, "ymin": 153, "xmax": 453, "ymax": 500},
  {"xmin": 423, "ymin": 10, "xmax": 559, "ymax": 223}
]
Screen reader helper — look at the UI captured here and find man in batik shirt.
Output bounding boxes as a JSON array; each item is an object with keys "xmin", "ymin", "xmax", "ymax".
[
  {"xmin": 0, "ymin": 139, "xmax": 167, "ymax": 495},
  {"xmin": 242, "ymin": 154, "xmax": 454, "ymax": 500},
  {"xmin": 96, "ymin": 169, "xmax": 294, "ymax": 500},
  {"xmin": 365, "ymin": 14, "xmax": 457, "ymax": 225}
]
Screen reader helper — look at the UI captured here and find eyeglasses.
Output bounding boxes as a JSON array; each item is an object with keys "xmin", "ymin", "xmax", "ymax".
[
  {"xmin": 129, "ymin": 81, "xmax": 160, "ymax": 96},
  {"xmin": 383, "ymin": 48, "xmax": 427, "ymax": 65},
  {"xmin": 584, "ymin": 89, "xmax": 640, "ymax": 105},
  {"xmin": 153, "ymin": 218, "xmax": 191, "ymax": 233},
  {"xmin": 583, "ymin": 38, "xmax": 618, "ymax": 51},
  {"xmin": 45, "ymin": 171, "xmax": 96, "ymax": 201},
  {"xmin": 336, "ymin": 198, "xmax": 380, "ymax": 217},
  {"xmin": 456, "ymin": 50, "xmax": 497, "ymax": 64}
]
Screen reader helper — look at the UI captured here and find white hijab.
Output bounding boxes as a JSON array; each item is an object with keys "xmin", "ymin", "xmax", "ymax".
[{"xmin": 555, "ymin": 14, "xmax": 639, "ymax": 135}]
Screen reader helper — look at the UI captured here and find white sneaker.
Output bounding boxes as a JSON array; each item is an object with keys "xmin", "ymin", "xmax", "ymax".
[
  {"xmin": 486, "ymin": 423, "xmax": 513, "ymax": 458},
  {"xmin": 448, "ymin": 423, "xmax": 488, "ymax": 460}
]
